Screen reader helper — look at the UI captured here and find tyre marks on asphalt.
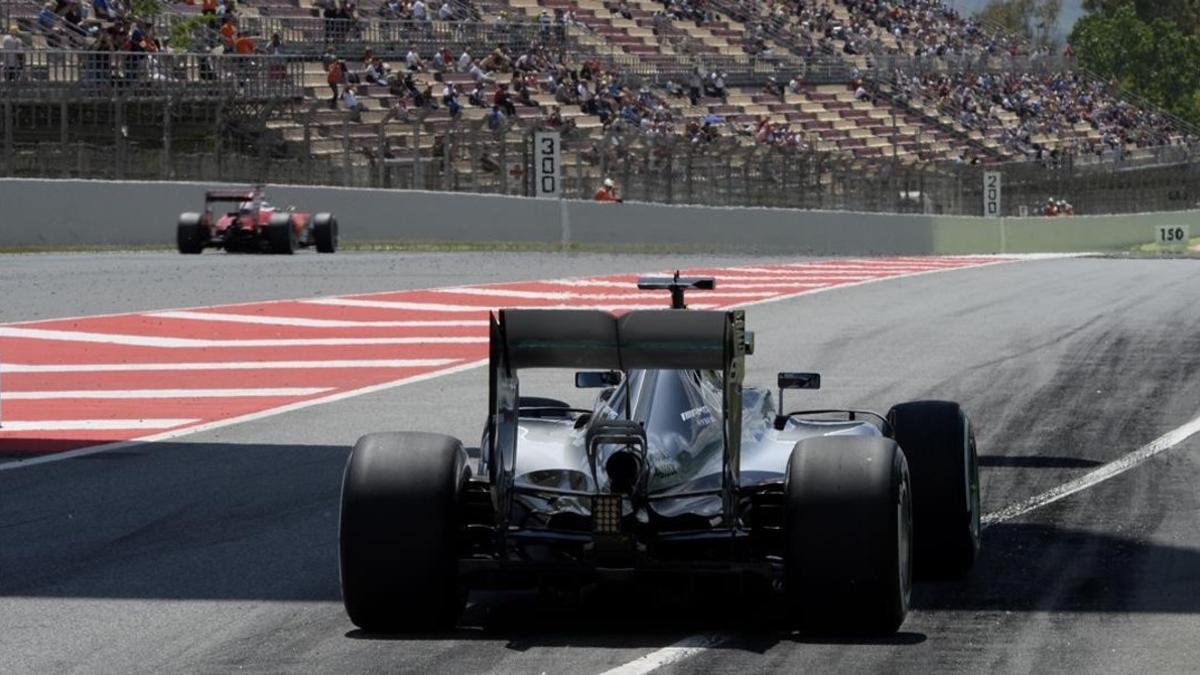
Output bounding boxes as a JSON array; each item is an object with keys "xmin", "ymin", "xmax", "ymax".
[{"xmin": 0, "ymin": 256, "xmax": 1012, "ymax": 465}]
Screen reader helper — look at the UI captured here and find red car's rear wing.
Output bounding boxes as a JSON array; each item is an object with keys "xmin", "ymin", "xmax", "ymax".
[{"xmin": 205, "ymin": 189, "xmax": 258, "ymax": 203}]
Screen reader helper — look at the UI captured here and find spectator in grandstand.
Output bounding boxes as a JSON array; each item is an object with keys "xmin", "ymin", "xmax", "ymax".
[
  {"xmin": 365, "ymin": 56, "xmax": 391, "ymax": 86},
  {"xmin": 218, "ymin": 16, "xmax": 236, "ymax": 51},
  {"xmin": 326, "ymin": 57, "xmax": 345, "ymax": 108},
  {"xmin": 493, "ymin": 83, "xmax": 517, "ymax": 117},
  {"xmin": 201, "ymin": 0, "xmax": 217, "ymax": 16},
  {"xmin": 466, "ymin": 59, "xmax": 487, "ymax": 84},
  {"xmin": 405, "ymin": 48, "xmax": 425, "ymax": 71},
  {"xmin": 2, "ymin": 26, "xmax": 23, "ymax": 82},
  {"xmin": 378, "ymin": 0, "xmax": 402, "ymax": 20},
  {"xmin": 438, "ymin": 1, "xmax": 455, "ymax": 21},
  {"xmin": 233, "ymin": 30, "xmax": 255, "ymax": 56},
  {"xmin": 764, "ymin": 76, "xmax": 784, "ymax": 102},
  {"xmin": 431, "ymin": 46, "xmax": 454, "ymax": 73},
  {"xmin": 704, "ymin": 71, "xmax": 726, "ymax": 100},
  {"xmin": 442, "ymin": 82, "xmax": 461, "ymax": 117},
  {"xmin": 516, "ymin": 80, "xmax": 535, "ymax": 108},
  {"xmin": 686, "ymin": 69, "xmax": 702, "ymax": 105},
  {"xmin": 486, "ymin": 105, "xmax": 505, "ymax": 130},
  {"xmin": 594, "ymin": 178, "xmax": 622, "ymax": 203},
  {"xmin": 38, "ymin": 3, "xmax": 57, "ymax": 32},
  {"xmin": 411, "ymin": 0, "xmax": 428, "ymax": 22},
  {"xmin": 92, "ymin": 0, "xmax": 115, "ymax": 20},
  {"xmin": 342, "ymin": 86, "xmax": 363, "ymax": 121},
  {"xmin": 265, "ymin": 33, "xmax": 284, "ymax": 55},
  {"xmin": 468, "ymin": 83, "xmax": 487, "ymax": 107},
  {"xmin": 457, "ymin": 49, "xmax": 472, "ymax": 72},
  {"xmin": 481, "ymin": 44, "xmax": 511, "ymax": 73}
]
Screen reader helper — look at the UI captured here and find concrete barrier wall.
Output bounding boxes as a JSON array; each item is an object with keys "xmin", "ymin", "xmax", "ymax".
[{"xmin": 1, "ymin": 178, "xmax": 1194, "ymax": 254}]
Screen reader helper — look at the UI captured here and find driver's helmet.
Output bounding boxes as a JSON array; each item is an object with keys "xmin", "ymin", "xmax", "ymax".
[{"xmin": 238, "ymin": 200, "xmax": 256, "ymax": 214}]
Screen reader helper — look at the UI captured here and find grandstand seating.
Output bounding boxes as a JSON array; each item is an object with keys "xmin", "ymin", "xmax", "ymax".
[{"xmin": 4, "ymin": 0, "xmax": 1194, "ymax": 181}]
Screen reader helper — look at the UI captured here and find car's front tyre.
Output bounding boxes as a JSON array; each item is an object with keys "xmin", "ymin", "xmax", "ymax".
[
  {"xmin": 887, "ymin": 400, "xmax": 980, "ymax": 578},
  {"xmin": 314, "ymin": 213, "xmax": 338, "ymax": 253},
  {"xmin": 339, "ymin": 432, "xmax": 468, "ymax": 632}
]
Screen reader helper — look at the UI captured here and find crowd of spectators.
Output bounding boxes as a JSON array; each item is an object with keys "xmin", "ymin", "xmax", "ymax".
[{"xmin": 890, "ymin": 69, "xmax": 1184, "ymax": 160}]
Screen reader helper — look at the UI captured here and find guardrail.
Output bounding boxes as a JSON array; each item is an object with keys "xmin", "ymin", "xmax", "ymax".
[{"xmin": 0, "ymin": 49, "xmax": 305, "ymax": 101}]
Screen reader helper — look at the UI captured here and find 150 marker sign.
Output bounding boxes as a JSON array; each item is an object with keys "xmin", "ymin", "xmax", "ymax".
[
  {"xmin": 1155, "ymin": 224, "xmax": 1190, "ymax": 247},
  {"xmin": 534, "ymin": 131, "xmax": 562, "ymax": 198}
]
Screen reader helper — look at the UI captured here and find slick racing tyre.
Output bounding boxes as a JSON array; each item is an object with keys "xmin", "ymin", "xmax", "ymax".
[
  {"xmin": 176, "ymin": 213, "xmax": 205, "ymax": 254},
  {"xmin": 267, "ymin": 214, "xmax": 297, "ymax": 254},
  {"xmin": 784, "ymin": 436, "xmax": 912, "ymax": 634},
  {"xmin": 887, "ymin": 400, "xmax": 980, "ymax": 579},
  {"xmin": 340, "ymin": 432, "xmax": 468, "ymax": 632},
  {"xmin": 314, "ymin": 213, "xmax": 338, "ymax": 253}
]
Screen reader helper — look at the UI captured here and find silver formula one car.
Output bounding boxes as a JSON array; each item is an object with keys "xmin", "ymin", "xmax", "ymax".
[{"xmin": 339, "ymin": 276, "xmax": 981, "ymax": 634}]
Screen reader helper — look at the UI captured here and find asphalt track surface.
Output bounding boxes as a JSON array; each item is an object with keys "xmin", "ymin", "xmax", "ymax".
[{"xmin": 3, "ymin": 252, "xmax": 1200, "ymax": 674}]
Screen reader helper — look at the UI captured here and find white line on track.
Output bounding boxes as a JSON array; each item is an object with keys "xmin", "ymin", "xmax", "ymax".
[
  {"xmin": 1, "ymin": 387, "xmax": 331, "ymax": 400},
  {"xmin": 0, "ymin": 327, "xmax": 486, "ymax": 348},
  {"xmin": 302, "ymin": 298, "xmax": 717, "ymax": 312},
  {"xmin": 0, "ymin": 419, "xmax": 198, "ymax": 431},
  {"xmin": 152, "ymin": 310, "xmax": 485, "ymax": 328},
  {"xmin": 982, "ymin": 412, "xmax": 1200, "ymax": 526},
  {"xmin": 544, "ymin": 279, "xmax": 827, "ymax": 290},
  {"xmin": 0, "ymin": 359, "xmax": 458, "ymax": 373},
  {"xmin": 596, "ymin": 634, "xmax": 728, "ymax": 675},
  {"xmin": 429, "ymin": 287, "xmax": 776, "ymax": 300}
]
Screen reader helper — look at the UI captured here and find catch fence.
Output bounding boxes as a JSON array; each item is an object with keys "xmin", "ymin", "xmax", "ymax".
[{"xmin": 6, "ymin": 107, "xmax": 1199, "ymax": 216}]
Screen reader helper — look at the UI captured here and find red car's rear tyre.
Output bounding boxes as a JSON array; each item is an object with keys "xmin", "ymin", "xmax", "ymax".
[
  {"xmin": 177, "ymin": 213, "xmax": 205, "ymax": 254},
  {"xmin": 267, "ymin": 214, "xmax": 297, "ymax": 254}
]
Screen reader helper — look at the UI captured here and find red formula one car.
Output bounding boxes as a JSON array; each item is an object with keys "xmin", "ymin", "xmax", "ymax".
[{"xmin": 177, "ymin": 187, "xmax": 339, "ymax": 254}]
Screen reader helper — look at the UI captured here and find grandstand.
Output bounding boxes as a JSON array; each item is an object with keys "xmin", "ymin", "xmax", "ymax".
[{"xmin": 1, "ymin": 0, "xmax": 1198, "ymax": 214}]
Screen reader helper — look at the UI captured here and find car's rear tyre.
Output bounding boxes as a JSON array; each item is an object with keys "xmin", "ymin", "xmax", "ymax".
[
  {"xmin": 340, "ymin": 432, "xmax": 468, "ymax": 632},
  {"xmin": 784, "ymin": 436, "xmax": 912, "ymax": 634},
  {"xmin": 314, "ymin": 213, "xmax": 338, "ymax": 253},
  {"xmin": 267, "ymin": 214, "xmax": 297, "ymax": 255},
  {"xmin": 177, "ymin": 213, "xmax": 205, "ymax": 254},
  {"xmin": 887, "ymin": 400, "xmax": 980, "ymax": 579}
]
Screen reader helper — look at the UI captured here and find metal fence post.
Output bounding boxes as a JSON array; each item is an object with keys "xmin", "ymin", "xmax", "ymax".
[
  {"xmin": 499, "ymin": 125, "xmax": 507, "ymax": 195},
  {"xmin": 59, "ymin": 99, "xmax": 69, "ymax": 178},
  {"xmin": 2, "ymin": 97, "xmax": 13, "ymax": 177},
  {"xmin": 342, "ymin": 116, "xmax": 352, "ymax": 187},
  {"xmin": 214, "ymin": 102, "xmax": 224, "ymax": 179},
  {"xmin": 161, "ymin": 97, "xmax": 172, "ymax": 180},
  {"xmin": 413, "ymin": 122, "xmax": 423, "ymax": 190},
  {"xmin": 114, "ymin": 95, "xmax": 125, "ymax": 180}
]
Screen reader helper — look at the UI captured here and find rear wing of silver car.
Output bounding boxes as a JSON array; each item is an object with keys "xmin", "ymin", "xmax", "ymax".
[
  {"xmin": 485, "ymin": 307, "xmax": 748, "ymax": 527},
  {"xmin": 500, "ymin": 308, "xmax": 731, "ymax": 371}
]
